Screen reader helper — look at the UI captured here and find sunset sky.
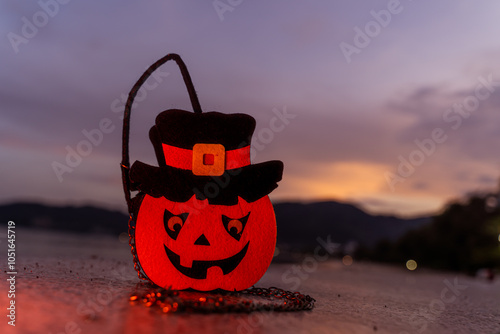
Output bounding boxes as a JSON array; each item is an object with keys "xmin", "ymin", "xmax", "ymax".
[{"xmin": 1, "ymin": 1, "xmax": 500, "ymax": 217}]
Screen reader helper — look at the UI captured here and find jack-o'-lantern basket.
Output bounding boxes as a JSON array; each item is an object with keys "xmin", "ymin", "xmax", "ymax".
[{"xmin": 120, "ymin": 54, "xmax": 284, "ymax": 292}]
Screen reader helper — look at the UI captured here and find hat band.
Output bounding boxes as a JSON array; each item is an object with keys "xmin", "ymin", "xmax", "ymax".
[{"xmin": 162, "ymin": 143, "xmax": 251, "ymax": 176}]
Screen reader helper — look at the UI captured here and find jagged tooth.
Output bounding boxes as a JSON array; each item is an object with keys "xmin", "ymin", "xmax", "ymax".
[{"xmin": 207, "ymin": 266, "xmax": 224, "ymax": 278}]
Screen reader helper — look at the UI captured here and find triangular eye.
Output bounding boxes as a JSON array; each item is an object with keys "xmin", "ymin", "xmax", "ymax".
[
  {"xmin": 164, "ymin": 210, "xmax": 189, "ymax": 240},
  {"xmin": 222, "ymin": 212, "xmax": 250, "ymax": 241}
]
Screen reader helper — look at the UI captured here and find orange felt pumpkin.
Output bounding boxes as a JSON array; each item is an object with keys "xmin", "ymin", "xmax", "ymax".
[
  {"xmin": 121, "ymin": 54, "xmax": 283, "ymax": 291},
  {"xmin": 135, "ymin": 195, "xmax": 276, "ymax": 291}
]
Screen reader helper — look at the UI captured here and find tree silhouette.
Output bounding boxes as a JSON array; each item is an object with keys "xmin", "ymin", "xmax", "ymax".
[{"xmin": 358, "ymin": 187, "xmax": 500, "ymax": 273}]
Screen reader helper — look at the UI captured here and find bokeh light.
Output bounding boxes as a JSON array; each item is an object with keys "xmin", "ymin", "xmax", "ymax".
[
  {"xmin": 273, "ymin": 247, "xmax": 280, "ymax": 257},
  {"xmin": 118, "ymin": 232, "xmax": 129, "ymax": 243},
  {"xmin": 342, "ymin": 255, "xmax": 353, "ymax": 266},
  {"xmin": 486, "ymin": 196, "xmax": 498, "ymax": 208},
  {"xmin": 406, "ymin": 259, "xmax": 418, "ymax": 271}
]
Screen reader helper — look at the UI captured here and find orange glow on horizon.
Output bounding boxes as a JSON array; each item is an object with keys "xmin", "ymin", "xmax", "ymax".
[
  {"xmin": 271, "ymin": 161, "xmax": 450, "ymax": 217},
  {"xmin": 279, "ymin": 161, "xmax": 389, "ymax": 199}
]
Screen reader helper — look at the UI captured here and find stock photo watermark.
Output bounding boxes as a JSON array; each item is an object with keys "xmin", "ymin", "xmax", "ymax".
[
  {"xmin": 231, "ymin": 235, "xmax": 335, "ymax": 334},
  {"xmin": 282, "ymin": 235, "xmax": 338, "ymax": 291},
  {"xmin": 191, "ymin": 105, "xmax": 296, "ymax": 203},
  {"xmin": 6, "ymin": 0, "xmax": 73, "ymax": 54},
  {"xmin": 51, "ymin": 67, "xmax": 170, "ymax": 182},
  {"xmin": 401, "ymin": 277, "xmax": 468, "ymax": 334},
  {"xmin": 212, "ymin": 0, "xmax": 244, "ymax": 21},
  {"xmin": 5, "ymin": 221, "xmax": 17, "ymax": 327},
  {"xmin": 339, "ymin": 0, "xmax": 412, "ymax": 64},
  {"xmin": 49, "ymin": 266, "xmax": 130, "ymax": 334},
  {"xmin": 385, "ymin": 73, "xmax": 500, "ymax": 191}
]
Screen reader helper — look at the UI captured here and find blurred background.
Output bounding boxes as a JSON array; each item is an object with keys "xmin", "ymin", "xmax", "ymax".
[{"xmin": 1, "ymin": 0, "xmax": 500, "ymax": 274}]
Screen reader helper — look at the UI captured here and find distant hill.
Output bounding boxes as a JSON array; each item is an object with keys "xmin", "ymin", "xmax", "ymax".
[
  {"xmin": 0, "ymin": 201, "xmax": 430, "ymax": 249},
  {"xmin": 0, "ymin": 202, "xmax": 128, "ymax": 235},
  {"xmin": 274, "ymin": 201, "xmax": 430, "ymax": 249}
]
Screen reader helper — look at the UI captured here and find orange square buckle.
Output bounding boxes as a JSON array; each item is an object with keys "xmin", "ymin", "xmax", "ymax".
[{"xmin": 192, "ymin": 143, "xmax": 225, "ymax": 176}]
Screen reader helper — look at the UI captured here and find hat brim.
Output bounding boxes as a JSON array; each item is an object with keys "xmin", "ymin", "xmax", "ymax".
[{"xmin": 130, "ymin": 160, "xmax": 284, "ymax": 205}]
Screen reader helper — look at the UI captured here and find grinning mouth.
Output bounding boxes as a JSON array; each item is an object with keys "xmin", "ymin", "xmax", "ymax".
[{"xmin": 164, "ymin": 242, "xmax": 249, "ymax": 279}]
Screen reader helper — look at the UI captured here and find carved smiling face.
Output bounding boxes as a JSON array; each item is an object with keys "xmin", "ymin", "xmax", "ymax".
[{"xmin": 135, "ymin": 195, "xmax": 277, "ymax": 291}]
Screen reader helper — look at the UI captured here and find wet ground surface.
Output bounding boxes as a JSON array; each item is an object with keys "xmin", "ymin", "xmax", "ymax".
[{"xmin": 1, "ymin": 228, "xmax": 499, "ymax": 334}]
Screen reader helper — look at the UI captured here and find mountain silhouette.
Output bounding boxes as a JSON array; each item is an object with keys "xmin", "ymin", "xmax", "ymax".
[
  {"xmin": 0, "ymin": 201, "xmax": 430, "ymax": 249},
  {"xmin": 274, "ymin": 201, "xmax": 430, "ymax": 248}
]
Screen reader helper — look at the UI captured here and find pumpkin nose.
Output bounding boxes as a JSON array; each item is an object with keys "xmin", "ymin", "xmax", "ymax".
[{"xmin": 194, "ymin": 234, "xmax": 210, "ymax": 246}]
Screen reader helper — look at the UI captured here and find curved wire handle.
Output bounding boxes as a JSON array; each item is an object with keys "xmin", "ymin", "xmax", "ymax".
[{"xmin": 120, "ymin": 53, "xmax": 202, "ymax": 213}]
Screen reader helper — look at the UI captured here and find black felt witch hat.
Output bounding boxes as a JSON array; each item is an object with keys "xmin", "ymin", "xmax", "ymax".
[
  {"xmin": 130, "ymin": 109, "xmax": 283, "ymax": 205},
  {"xmin": 121, "ymin": 54, "xmax": 283, "ymax": 207}
]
